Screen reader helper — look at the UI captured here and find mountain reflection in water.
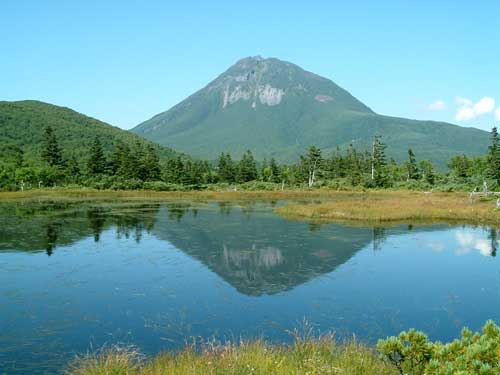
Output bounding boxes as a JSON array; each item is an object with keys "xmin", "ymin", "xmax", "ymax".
[
  {"xmin": 1, "ymin": 200, "xmax": 500, "ymax": 375},
  {"xmin": 1, "ymin": 201, "xmax": 498, "ymax": 296}
]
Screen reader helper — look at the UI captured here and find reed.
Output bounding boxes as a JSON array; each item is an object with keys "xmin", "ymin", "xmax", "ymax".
[
  {"xmin": 276, "ymin": 191, "xmax": 500, "ymax": 225},
  {"xmin": 66, "ymin": 338, "xmax": 397, "ymax": 375}
]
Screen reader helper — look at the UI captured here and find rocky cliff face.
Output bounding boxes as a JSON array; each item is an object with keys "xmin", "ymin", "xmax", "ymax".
[{"xmin": 206, "ymin": 56, "xmax": 371, "ymax": 111}]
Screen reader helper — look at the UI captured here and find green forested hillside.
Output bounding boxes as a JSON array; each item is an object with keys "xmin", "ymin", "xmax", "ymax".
[{"xmin": 0, "ymin": 100, "xmax": 178, "ymax": 166}]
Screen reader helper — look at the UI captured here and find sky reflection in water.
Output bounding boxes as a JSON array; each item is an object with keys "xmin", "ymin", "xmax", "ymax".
[{"xmin": 0, "ymin": 200, "xmax": 499, "ymax": 374}]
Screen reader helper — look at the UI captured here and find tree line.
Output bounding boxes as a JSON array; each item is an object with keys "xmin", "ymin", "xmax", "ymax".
[{"xmin": 1, "ymin": 125, "xmax": 499, "ymax": 191}]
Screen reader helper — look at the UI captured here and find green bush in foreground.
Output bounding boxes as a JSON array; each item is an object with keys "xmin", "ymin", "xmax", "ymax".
[{"xmin": 377, "ymin": 320, "xmax": 500, "ymax": 375}]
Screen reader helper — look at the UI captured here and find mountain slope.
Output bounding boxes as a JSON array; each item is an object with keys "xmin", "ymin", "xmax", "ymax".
[
  {"xmin": 133, "ymin": 56, "xmax": 490, "ymax": 167},
  {"xmin": 0, "ymin": 100, "xmax": 179, "ymax": 166}
]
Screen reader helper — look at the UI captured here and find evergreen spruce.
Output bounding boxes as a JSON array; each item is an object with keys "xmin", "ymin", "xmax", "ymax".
[
  {"xmin": 217, "ymin": 152, "xmax": 236, "ymax": 183},
  {"xmin": 346, "ymin": 144, "xmax": 362, "ymax": 186},
  {"xmin": 86, "ymin": 137, "xmax": 106, "ymax": 175},
  {"xmin": 110, "ymin": 141, "xmax": 128, "ymax": 176},
  {"xmin": 164, "ymin": 156, "xmax": 184, "ymax": 183},
  {"xmin": 238, "ymin": 150, "xmax": 258, "ymax": 183},
  {"xmin": 261, "ymin": 159, "xmax": 271, "ymax": 182},
  {"xmin": 183, "ymin": 160, "xmax": 206, "ymax": 185},
  {"xmin": 372, "ymin": 135, "xmax": 388, "ymax": 187},
  {"xmin": 487, "ymin": 127, "xmax": 500, "ymax": 184},
  {"xmin": 142, "ymin": 144, "xmax": 161, "ymax": 181},
  {"xmin": 269, "ymin": 158, "xmax": 281, "ymax": 183},
  {"xmin": 65, "ymin": 155, "xmax": 81, "ymax": 182},
  {"xmin": 133, "ymin": 141, "xmax": 146, "ymax": 180},
  {"xmin": 406, "ymin": 149, "xmax": 419, "ymax": 180},
  {"xmin": 41, "ymin": 126, "xmax": 63, "ymax": 167}
]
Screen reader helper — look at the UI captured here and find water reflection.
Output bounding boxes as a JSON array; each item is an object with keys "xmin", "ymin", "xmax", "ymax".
[
  {"xmin": 0, "ymin": 202, "xmax": 163, "ymax": 251},
  {"xmin": 423, "ymin": 228, "xmax": 500, "ymax": 257},
  {"xmin": 1, "ymin": 201, "xmax": 498, "ymax": 296},
  {"xmin": 1, "ymin": 200, "xmax": 500, "ymax": 375},
  {"xmin": 454, "ymin": 228, "xmax": 499, "ymax": 257}
]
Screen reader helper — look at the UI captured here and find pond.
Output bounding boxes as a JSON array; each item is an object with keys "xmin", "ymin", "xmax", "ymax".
[{"xmin": 0, "ymin": 200, "xmax": 499, "ymax": 374}]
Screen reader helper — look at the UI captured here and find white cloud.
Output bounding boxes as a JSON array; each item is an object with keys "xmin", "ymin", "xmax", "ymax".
[
  {"xmin": 474, "ymin": 97, "xmax": 495, "ymax": 115},
  {"xmin": 495, "ymin": 108, "xmax": 500, "ymax": 121},
  {"xmin": 456, "ymin": 97, "xmax": 473, "ymax": 107},
  {"xmin": 455, "ymin": 96, "xmax": 496, "ymax": 122},
  {"xmin": 427, "ymin": 100, "xmax": 446, "ymax": 111},
  {"xmin": 456, "ymin": 106, "xmax": 475, "ymax": 121}
]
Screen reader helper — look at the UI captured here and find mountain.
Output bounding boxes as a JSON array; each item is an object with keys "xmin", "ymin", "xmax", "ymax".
[
  {"xmin": 132, "ymin": 56, "xmax": 490, "ymax": 167},
  {"xmin": 0, "ymin": 100, "xmax": 178, "ymax": 166}
]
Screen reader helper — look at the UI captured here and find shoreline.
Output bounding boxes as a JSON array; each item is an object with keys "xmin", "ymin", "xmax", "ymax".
[
  {"xmin": 1, "ymin": 188, "xmax": 499, "ymax": 226},
  {"xmin": 65, "ymin": 320, "xmax": 500, "ymax": 375}
]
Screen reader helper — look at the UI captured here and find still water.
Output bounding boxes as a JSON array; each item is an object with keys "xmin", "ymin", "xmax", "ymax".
[{"xmin": 0, "ymin": 200, "xmax": 499, "ymax": 374}]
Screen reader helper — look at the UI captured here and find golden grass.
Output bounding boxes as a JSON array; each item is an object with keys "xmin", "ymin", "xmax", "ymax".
[
  {"xmin": 276, "ymin": 190, "xmax": 500, "ymax": 225},
  {"xmin": 3, "ymin": 189, "xmax": 499, "ymax": 226},
  {"xmin": 0, "ymin": 187, "xmax": 368, "ymax": 204},
  {"xmin": 66, "ymin": 339, "xmax": 398, "ymax": 375}
]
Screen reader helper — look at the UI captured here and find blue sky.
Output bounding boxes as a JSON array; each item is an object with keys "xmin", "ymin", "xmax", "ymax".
[{"xmin": 1, "ymin": 0, "xmax": 499, "ymax": 131}]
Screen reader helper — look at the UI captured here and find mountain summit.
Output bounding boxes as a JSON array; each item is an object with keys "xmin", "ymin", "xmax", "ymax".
[
  {"xmin": 203, "ymin": 55, "xmax": 372, "ymax": 113},
  {"xmin": 133, "ymin": 56, "xmax": 489, "ymax": 165}
]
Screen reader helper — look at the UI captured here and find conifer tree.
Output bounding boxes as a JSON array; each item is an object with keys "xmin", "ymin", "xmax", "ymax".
[
  {"xmin": 372, "ymin": 135, "xmax": 388, "ymax": 187},
  {"xmin": 269, "ymin": 158, "xmax": 281, "ymax": 183},
  {"xmin": 65, "ymin": 155, "xmax": 81, "ymax": 181},
  {"xmin": 419, "ymin": 160, "xmax": 436, "ymax": 184},
  {"xmin": 217, "ymin": 152, "xmax": 236, "ymax": 182},
  {"xmin": 448, "ymin": 154, "xmax": 470, "ymax": 179},
  {"xmin": 327, "ymin": 147, "xmax": 342, "ymax": 178},
  {"xmin": 487, "ymin": 127, "xmax": 500, "ymax": 184},
  {"xmin": 142, "ymin": 144, "xmax": 161, "ymax": 181},
  {"xmin": 164, "ymin": 156, "xmax": 184, "ymax": 183},
  {"xmin": 261, "ymin": 159, "xmax": 271, "ymax": 182},
  {"xmin": 406, "ymin": 149, "xmax": 419, "ymax": 180},
  {"xmin": 110, "ymin": 141, "xmax": 128, "ymax": 176},
  {"xmin": 346, "ymin": 144, "xmax": 362, "ymax": 185},
  {"xmin": 183, "ymin": 159, "xmax": 206, "ymax": 185},
  {"xmin": 132, "ymin": 141, "xmax": 146, "ymax": 180},
  {"xmin": 41, "ymin": 126, "xmax": 63, "ymax": 167},
  {"xmin": 238, "ymin": 150, "xmax": 258, "ymax": 182},
  {"xmin": 87, "ymin": 137, "xmax": 106, "ymax": 175}
]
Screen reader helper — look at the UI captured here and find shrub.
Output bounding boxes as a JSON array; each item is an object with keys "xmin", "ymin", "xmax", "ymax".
[
  {"xmin": 238, "ymin": 181, "xmax": 281, "ymax": 191},
  {"xmin": 378, "ymin": 320, "xmax": 500, "ymax": 375},
  {"xmin": 82, "ymin": 176, "xmax": 144, "ymax": 190},
  {"xmin": 393, "ymin": 180, "xmax": 433, "ymax": 191},
  {"xmin": 142, "ymin": 181, "xmax": 172, "ymax": 191}
]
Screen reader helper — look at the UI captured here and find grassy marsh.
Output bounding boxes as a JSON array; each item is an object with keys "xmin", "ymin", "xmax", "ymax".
[
  {"xmin": 275, "ymin": 190, "xmax": 500, "ymax": 225},
  {"xmin": 3, "ymin": 189, "xmax": 499, "ymax": 225}
]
